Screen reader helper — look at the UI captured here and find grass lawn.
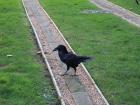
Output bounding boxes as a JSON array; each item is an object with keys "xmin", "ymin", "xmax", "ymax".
[
  {"xmin": 39, "ymin": 0, "xmax": 140, "ymax": 105},
  {"xmin": 0, "ymin": 0, "xmax": 59, "ymax": 105},
  {"xmin": 108, "ymin": 0, "xmax": 140, "ymax": 15}
]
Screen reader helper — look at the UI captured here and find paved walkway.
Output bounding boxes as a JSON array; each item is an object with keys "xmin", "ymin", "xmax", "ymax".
[
  {"xmin": 90, "ymin": 0, "xmax": 140, "ymax": 28},
  {"xmin": 22, "ymin": 0, "xmax": 109, "ymax": 105}
]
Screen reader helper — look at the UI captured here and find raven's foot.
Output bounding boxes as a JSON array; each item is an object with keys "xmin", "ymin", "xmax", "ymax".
[{"xmin": 61, "ymin": 73, "xmax": 68, "ymax": 76}]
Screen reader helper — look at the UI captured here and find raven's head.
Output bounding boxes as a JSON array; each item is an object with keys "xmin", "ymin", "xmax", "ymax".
[{"xmin": 53, "ymin": 45, "xmax": 68, "ymax": 53}]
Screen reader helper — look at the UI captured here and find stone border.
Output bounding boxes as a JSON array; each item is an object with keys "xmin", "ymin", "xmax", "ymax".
[
  {"xmin": 22, "ymin": 0, "xmax": 110, "ymax": 104},
  {"xmin": 22, "ymin": 0, "xmax": 65, "ymax": 105}
]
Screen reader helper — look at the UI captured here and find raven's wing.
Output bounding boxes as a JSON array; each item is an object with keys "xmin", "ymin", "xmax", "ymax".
[
  {"xmin": 63, "ymin": 53, "xmax": 91, "ymax": 67},
  {"xmin": 63, "ymin": 53, "xmax": 80, "ymax": 65}
]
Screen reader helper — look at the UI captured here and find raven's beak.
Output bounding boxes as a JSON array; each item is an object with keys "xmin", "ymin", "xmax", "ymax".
[{"xmin": 53, "ymin": 47, "xmax": 57, "ymax": 51}]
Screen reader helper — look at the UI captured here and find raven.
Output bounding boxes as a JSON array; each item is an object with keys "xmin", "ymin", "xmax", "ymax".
[{"xmin": 53, "ymin": 45, "xmax": 91, "ymax": 75}]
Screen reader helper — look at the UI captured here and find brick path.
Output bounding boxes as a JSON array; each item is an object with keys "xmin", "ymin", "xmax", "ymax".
[{"xmin": 22, "ymin": 0, "xmax": 109, "ymax": 105}]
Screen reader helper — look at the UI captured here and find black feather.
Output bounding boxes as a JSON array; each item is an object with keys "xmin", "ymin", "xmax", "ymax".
[
  {"xmin": 77, "ymin": 56, "xmax": 91, "ymax": 62},
  {"xmin": 53, "ymin": 45, "xmax": 92, "ymax": 75}
]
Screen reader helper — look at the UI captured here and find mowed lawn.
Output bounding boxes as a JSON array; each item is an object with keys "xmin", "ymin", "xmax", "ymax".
[
  {"xmin": 40, "ymin": 0, "xmax": 140, "ymax": 105},
  {"xmin": 108, "ymin": 0, "xmax": 140, "ymax": 15},
  {"xmin": 0, "ymin": 0, "xmax": 59, "ymax": 105}
]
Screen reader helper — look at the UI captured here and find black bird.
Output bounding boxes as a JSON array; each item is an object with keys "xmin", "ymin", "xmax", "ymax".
[{"xmin": 53, "ymin": 45, "xmax": 91, "ymax": 76}]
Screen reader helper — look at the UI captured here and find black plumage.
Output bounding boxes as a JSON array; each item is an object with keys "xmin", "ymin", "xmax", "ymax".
[{"xmin": 53, "ymin": 45, "xmax": 91, "ymax": 75}]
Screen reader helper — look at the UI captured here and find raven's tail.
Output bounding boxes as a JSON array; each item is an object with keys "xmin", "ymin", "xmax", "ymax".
[{"xmin": 78, "ymin": 56, "xmax": 92, "ymax": 62}]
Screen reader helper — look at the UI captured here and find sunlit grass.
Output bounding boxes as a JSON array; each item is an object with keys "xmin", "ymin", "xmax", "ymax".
[
  {"xmin": 108, "ymin": 0, "xmax": 140, "ymax": 15},
  {"xmin": 0, "ymin": 0, "xmax": 59, "ymax": 104}
]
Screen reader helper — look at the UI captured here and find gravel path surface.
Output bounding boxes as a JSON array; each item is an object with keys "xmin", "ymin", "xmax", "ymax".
[
  {"xmin": 22, "ymin": 0, "xmax": 109, "ymax": 105},
  {"xmin": 90, "ymin": 0, "xmax": 140, "ymax": 28}
]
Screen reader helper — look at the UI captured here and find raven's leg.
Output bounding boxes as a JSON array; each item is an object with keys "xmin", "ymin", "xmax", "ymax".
[
  {"xmin": 74, "ymin": 67, "xmax": 77, "ymax": 76},
  {"xmin": 62, "ymin": 65, "xmax": 70, "ymax": 76}
]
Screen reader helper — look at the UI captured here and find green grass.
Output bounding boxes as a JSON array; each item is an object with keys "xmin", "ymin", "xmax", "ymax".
[
  {"xmin": 39, "ymin": 0, "xmax": 140, "ymax": 105},
  {"xmin": 108, "ymin": 0, "xmax": 140, "ymax": 15},
  {"xmin": 0, "ymin": 0, "xmax": 59, "ymax": 105}
]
